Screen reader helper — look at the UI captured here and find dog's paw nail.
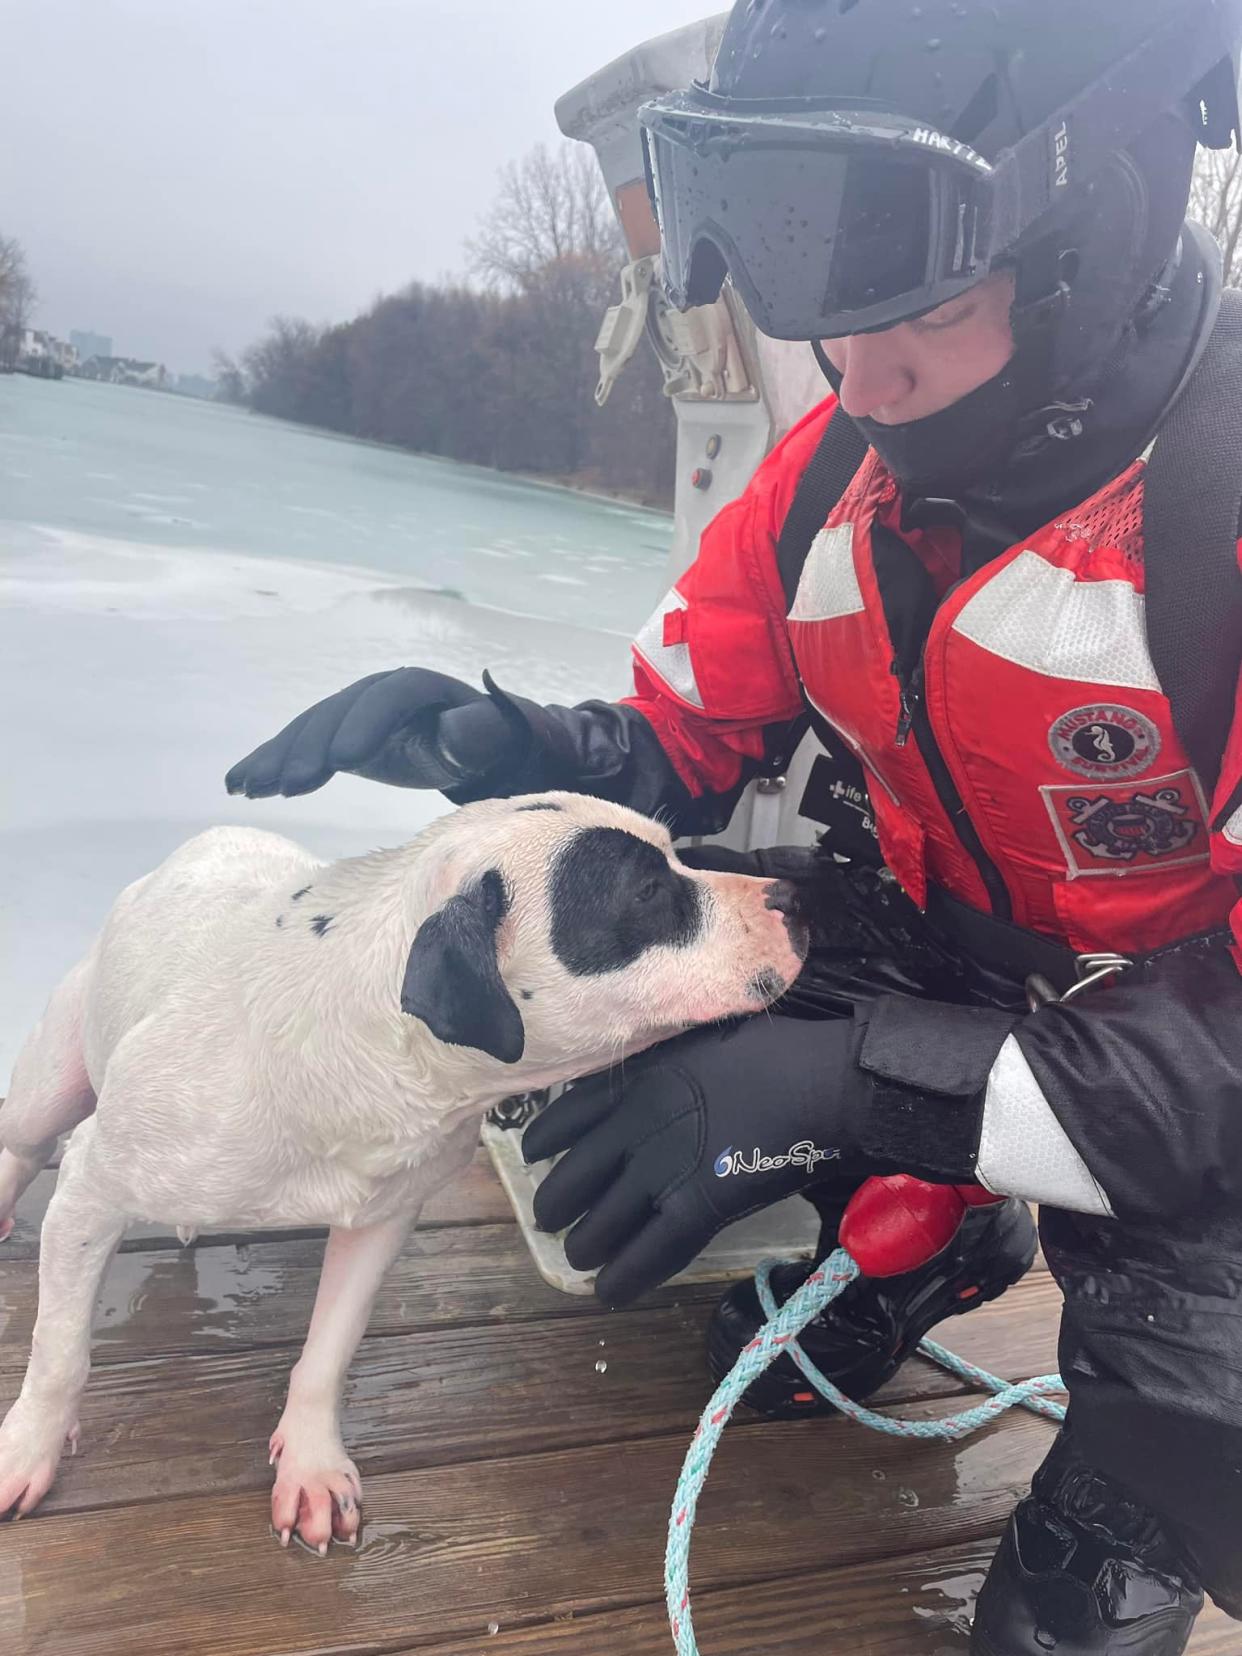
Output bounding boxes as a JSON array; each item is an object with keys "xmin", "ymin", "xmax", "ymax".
[
  {"xmin": 280, "ymin": 1528, "xmax": 291, "ymax": 1548},
  {"xmin": 318, "ymin": 1541, "xmax": 329, "ymax": 1558}
]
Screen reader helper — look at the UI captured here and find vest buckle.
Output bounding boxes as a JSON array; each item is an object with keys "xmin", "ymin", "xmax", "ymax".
[{"xmin": 1025, "ymin": 953, "xmax": 1133, "ymax": 1012}]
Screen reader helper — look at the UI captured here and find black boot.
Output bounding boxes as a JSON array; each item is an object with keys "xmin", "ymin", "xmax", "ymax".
[
  {"xmin": 971, "ymin": 1430, "xmax": 1204, "ymax": 1655},
  {"xmin": 706, "ymin": 1195, "xmax": 1037, "ymax": 1417}
]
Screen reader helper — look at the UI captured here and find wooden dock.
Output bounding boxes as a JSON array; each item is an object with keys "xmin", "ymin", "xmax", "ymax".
[{"xmin": 1, "ymin": 1148, "xmax": 1235, "ymax": 1655}]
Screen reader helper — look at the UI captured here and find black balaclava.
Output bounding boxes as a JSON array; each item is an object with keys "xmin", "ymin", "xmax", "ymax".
[{"xmin": 825, "ymin": 112, "xmax": 1215, "ymax": 550}]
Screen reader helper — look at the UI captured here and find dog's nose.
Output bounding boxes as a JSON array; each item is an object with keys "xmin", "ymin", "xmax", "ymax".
[
  {"xmin": 764, "ymin": 878, "xmax": 810, "ymax": 960},
  {"xmin": 763, "ymin": 879, "xmax": 800, "ymax": 918}
]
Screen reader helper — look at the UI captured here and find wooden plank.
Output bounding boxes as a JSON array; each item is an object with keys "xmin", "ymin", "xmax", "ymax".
[
  {"xmin": 405, "ymin": 1540, "xmax": 1239, "ymax": 1655},
  {"xmin": 0, "ymin": 1250, "xmax": 1061, "ymax": 1418},
  {"xmin": 0, "ymin": 1413, "xmax": 1052, "ymax": 1656},
  {"xmin": 0, "ymin": 1271, "xmax": 1064, "ymax": 1514},
  {"xmin": 0, "ymin": 1242, "xmax": 1054, "ymax": 1372},
  {"xmin": 2, "ymin": 1146, "xmax": 513, "ymax": 1259},
  {"xmin": 1, "ymin": 1304, "xmax": 712, "ymax": 1512},
  {"xmin": 0, "ymin": 1218, "xmax": 1062, "ymax": 1374},
  {"xmin": 0, "ymin": 1224, "xmax": 724, "ymax": 1370}
]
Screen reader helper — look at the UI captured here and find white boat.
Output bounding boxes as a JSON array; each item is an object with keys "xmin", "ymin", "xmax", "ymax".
[{"xmin": 485, "ymin": 18, "xmax": 828, "ymax": 1293}]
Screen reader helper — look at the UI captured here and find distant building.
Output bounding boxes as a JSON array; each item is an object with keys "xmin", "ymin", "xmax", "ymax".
[
  {"xmin": 77, "ymin": 354, "xmax": 168, "ymax": 390},
  {"xmin": 70, "ymin": 329, "xmax": 112, "ymax": 362},
  {"xmin": 13, "ymin": 329, "xmax": 76, "ymax": 379}
]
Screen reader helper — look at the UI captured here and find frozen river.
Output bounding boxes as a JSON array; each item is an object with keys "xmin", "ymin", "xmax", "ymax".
[{"xmin": 0, "ymin": 376, "xmax": 672, "ymax": 1084}]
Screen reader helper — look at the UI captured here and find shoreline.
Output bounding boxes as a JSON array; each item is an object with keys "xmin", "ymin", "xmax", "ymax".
[
  {"xmin": 14, "ymin": 379, "xmax": 675, "ymax": 518},
  {"xmin": 512, "ymin": 467, "xmax": 673, "ymax": 515}
]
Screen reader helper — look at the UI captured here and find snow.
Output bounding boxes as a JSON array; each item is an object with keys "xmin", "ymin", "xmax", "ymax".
[{"xmin": 0, "ymin": 378, "xmax": 671, "ymax": 1086}]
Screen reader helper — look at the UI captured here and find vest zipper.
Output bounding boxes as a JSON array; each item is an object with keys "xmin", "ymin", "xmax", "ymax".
[
  {"xmin": 892, "ymin": 658, "xmax": 917, "ymax": 748},
  {"xmin": 890, "ymin": 653, "xmax": 1013, "ymax": 922}
]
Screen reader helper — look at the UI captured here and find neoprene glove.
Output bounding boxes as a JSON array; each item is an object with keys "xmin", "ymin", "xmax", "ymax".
[
  {"xmin": 225, "ymin": 667, "xmax": 518, "ymax": 798},
  {"xmin": 523, "ymin": 1016, "xmax": 886, "ymax": 1307}
]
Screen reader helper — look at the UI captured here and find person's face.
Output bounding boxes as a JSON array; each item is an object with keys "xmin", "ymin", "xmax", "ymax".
[{"xmin": 820, "ymin": 270, "xmax": 1017, "ymax": 425}]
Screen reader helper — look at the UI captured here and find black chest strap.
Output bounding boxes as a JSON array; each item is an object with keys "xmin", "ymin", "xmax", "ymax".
[{"xmin": 1142, "ymin": 286, "xmax": 1242, "ymax": 804}]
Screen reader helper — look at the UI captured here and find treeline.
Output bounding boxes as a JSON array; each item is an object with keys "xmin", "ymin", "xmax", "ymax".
[{"xmin": 218, "ymin": 145, "xmax": 676, "ymax": 507}]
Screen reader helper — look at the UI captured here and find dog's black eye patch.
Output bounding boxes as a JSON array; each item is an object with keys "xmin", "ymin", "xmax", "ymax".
[
  {"xmin": 515, "ymin": 802, "xmax": 562, "ymax": 814},
  {"xmin": 550, "ymin": 828, "xmax": 702, "ymax": 977}
]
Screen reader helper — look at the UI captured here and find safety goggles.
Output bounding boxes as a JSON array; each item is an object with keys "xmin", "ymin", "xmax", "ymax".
[
  {"xmin": 641, "ymin": 95, "xmax": 997, "ymax": 339},
  {"xmin": 638, "ymin": 1, "xmax": 1241, "ymax": 340}
]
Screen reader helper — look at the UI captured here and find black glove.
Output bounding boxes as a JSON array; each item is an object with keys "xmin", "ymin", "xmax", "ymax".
[
  {"xmin": 225, "ymin": 667, "xmax": 519, "ymax": 798},
  {"xmin": 522, "ymin": 1016, "xmax": 887, "ymax": 1306},
  {"xmin": 225, "ymin": 665, "xmax": 713, "ymax": 826},
  {"xmin": 523, "ymin": 993, "xmax": 1021, "ymax": 1305},
  {"xmin": 677, "ymin": 843, "xmax": 1004, "ymax": 1015}
]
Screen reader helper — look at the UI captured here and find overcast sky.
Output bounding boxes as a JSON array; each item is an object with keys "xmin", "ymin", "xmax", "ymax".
[{"xmin": 2, "ymin": 1, "xmax": 720, "ymax": 375}]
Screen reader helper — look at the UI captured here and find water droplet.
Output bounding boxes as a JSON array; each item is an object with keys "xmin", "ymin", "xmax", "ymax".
[
  {"xmin": 814, "ymin": 26, "xmax": 828, "ymax": 41},
  {"xmin": 595, "ymin": 1359, "xmax": 608, "ymax": 1374},
  {"xmin": 872, "ymin": 1469, "xmax": 887, "ymax": 1481},
  {"xmin": 927, "ymin": 36, "xmax": 943, "ymax": 50},
  {"xmin": 487, "ymin": 1621, "xmax": 500, "ymax": 1637},
  {"xmin": 598, "ymin": 1339, "xmax": 606, "ymax": 1347},
  {"xmin": 899, "ymin": 1487, "xmax": 920, "ymax": 1509}
]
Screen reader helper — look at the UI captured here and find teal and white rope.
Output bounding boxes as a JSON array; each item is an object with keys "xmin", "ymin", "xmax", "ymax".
[{"xmin": 665, "ymin": 1248, "xmax": 1067, "ymax": 1656}]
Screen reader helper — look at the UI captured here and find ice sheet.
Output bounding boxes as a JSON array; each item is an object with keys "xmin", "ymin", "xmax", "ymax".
[{"xmin": 0, "ymin": 379, "xmax": 670, "ymax": 1085}]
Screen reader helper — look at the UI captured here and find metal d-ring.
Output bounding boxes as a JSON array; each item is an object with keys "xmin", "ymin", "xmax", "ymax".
[
  {"xmin": 1025, "ymin": 953, "xmax": 1132, "ymax": 1011},
  {"xmin": 1059, "ymin": 953, "xmax": 1133, "ymax": 1005}
]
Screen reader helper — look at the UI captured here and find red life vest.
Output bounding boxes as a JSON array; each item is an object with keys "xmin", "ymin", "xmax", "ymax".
[{"xmin": 625, "ymin": 398, "xmax": 1242, "ymax": 960}]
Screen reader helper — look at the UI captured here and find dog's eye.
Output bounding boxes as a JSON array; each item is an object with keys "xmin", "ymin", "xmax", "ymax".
[
  {"xmin": 480, "ymin": 870, "xmax": 507, "ymax": 919},
  {"xmin": 634, "ymin": 877, "xmax": 661, "ymax": 904}
]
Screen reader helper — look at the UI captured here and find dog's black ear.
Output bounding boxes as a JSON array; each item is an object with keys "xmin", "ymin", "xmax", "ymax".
[{"xmin": 400, "ymin": 869, "xmax": 524, "ymax": 1064}]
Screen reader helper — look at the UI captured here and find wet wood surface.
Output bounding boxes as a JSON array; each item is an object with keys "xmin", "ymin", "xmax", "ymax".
[
  {"xmin": 4, "ymin": 1146, "xmax": 512, "ymax": 1258},
  {"xmin": 0, "ymin": 1155, "xmax": 1228, "ymax": 1655}
]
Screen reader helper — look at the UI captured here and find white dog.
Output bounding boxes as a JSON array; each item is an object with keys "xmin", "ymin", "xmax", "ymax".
[{"xmin": 0, "ymin": 792, "xmax": 806, "ymax": 1550}]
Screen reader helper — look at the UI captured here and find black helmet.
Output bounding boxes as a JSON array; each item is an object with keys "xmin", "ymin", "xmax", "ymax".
[{"xmin": 640, "ymin": 0, "xmax": 1242, "ymax": 343}]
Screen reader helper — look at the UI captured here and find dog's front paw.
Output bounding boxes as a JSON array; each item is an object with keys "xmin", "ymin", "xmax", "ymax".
[
  {"xmin": 0, "ymin": 1398, "xmax": 78, "ymax": 1519},
  {"xmin": 268, "ymin": 1413, "xmax": 362, "ymax": 1555}
]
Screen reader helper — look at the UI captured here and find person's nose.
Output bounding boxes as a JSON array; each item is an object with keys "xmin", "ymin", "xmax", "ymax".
[{"xmin": 833, "ymin": 331, "xmax": 914, "ymax": 420}]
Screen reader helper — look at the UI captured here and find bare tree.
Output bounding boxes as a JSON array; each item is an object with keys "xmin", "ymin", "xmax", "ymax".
[
  {"xmin": 1189, "ymin": 147, "xmax": 1242, "ymax": 287},
  {"xmin": 0, "ymin": 232, "xmax": 37, "ymax": 367},
  {"xmin": 210, "ymin": 347, "xmax": 248, "ymax": 404},
  {"xmin": 227, "ymin": 140, "xmax": 675, "ymax": 502},
  {"xmin": 241, "ymin": 316, "xmax": 326, "ymax": 420},
  {"xmin": 468, "ymin": 142, "xmax": 622, "ymax": 293},
  {"xmin": 467, "ymin": 144, "xmax": 630, "ymax": 475}
]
